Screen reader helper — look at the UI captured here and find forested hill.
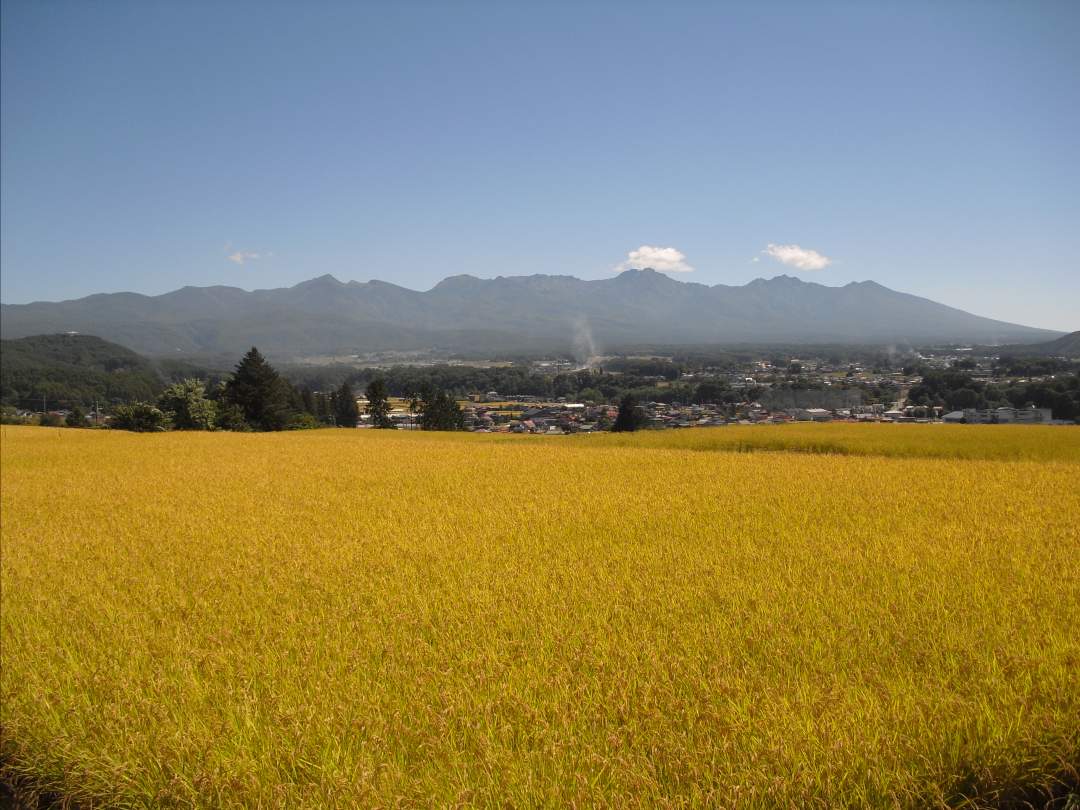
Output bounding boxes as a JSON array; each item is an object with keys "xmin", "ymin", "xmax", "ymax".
[{"xmin": 0, "ymin": 333, "xmax": 164, "ymax": 408}]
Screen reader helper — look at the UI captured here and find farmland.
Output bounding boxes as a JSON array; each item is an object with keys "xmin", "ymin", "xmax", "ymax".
[
  {"xmin": 2, "ymin": 424, "xmax": 1079, "ymax": 807},
  {"xmin": 582, "ymin": 422, "xmax": 1080, "ymax": 462}
]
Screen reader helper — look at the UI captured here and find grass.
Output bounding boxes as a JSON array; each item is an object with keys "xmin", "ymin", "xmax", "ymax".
[{"xmin": 2, "ymin": 424, "xmax": 1079, "ymax": 807}]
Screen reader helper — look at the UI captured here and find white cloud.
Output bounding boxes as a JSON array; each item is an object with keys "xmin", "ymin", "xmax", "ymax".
[
  {"xmin": 615, "ymin": 245, "xmax": 695, "ymax": 273},
  {"xmin": 226, "ymin": 245, "xmax": 272, "ymax": 265},
  {"xmin": 761, "ymin": 243, "xmax": 831, "ymax": 271}
]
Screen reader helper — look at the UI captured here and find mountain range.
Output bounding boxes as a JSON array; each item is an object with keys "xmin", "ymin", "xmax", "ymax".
[{"xmin": 0, "ymin": 270, "xmax": 1063, "ymax": 358}]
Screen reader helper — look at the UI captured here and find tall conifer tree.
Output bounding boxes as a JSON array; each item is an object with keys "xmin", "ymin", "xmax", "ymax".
[
  {"xmin": 335, "ymin": 382, "xmax": 360, "ymax": 427},
  {"xmin": 223, "ymin": 347, "xmax": 293, "ymax": 431},
  {"xmin": 611, "ymin": 393, "xmax": 645, "ymax": 432},
  {"xmin": 365, "ymin": 378, "xmax": 393, "ymax": 428}
]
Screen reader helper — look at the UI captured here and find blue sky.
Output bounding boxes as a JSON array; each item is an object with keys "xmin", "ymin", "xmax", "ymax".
[{"xmin": 2, "ymin": 1, "xmax": 1077, "ymax": 330}]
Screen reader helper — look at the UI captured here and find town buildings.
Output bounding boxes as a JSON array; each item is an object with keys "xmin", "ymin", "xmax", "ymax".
[{"xmin": 944, "ymin": 407, "xmax": 1053, "ymax": 424}]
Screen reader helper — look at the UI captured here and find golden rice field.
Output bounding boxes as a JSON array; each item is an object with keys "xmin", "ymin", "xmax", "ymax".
[
  {"xmin": 2, "ymin": 424, "xmax": 1079, "ymax": 807},
  {"xmin": 584, "ymin": 421, "xmax": 1080, "ymax": 462}
]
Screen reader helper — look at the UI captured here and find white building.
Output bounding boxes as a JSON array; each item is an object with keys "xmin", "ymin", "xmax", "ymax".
[{"xmin": 960, "ymin": 407, "xmax": 1052, "ymax": 424}]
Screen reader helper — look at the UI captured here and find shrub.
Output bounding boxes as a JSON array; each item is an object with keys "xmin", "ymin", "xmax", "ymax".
[{"xmin": 111, "ymin": 403, "xmax": 171, "ymax": 432}]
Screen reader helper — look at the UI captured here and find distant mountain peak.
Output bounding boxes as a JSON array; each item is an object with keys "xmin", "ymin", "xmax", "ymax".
[
  {"xmin": 748, "ymin": 274, "xmax": 806, "ymax": 286},
  {"xmin": 433, "ymin": 274, "xmax": 482, "ymax": 290},
  {"xmin": 614, "ymin": 267, "xmax": 680, "ymax": 284},
  {"xmin": 294, "ymin": 274, "xmax": 344, "ymax": 289}
]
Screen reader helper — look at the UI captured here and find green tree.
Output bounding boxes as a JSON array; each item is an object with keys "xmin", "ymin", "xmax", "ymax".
[
  {"xmin": 158, "ymin": 379, "xmax": 217, "ymax": 430},
  {"xmin": 215, "ymin": 402, "xmax": 249, "ymax": 431},
  {"xmin": 611, "ymin": 394, "xmax": 646, "ymax": 432},
  {"xmin": 111, "ymin": 403, "xmax": 171, "ymax": 432},
  {"xmin": 1051, "ymin": 391, "xmax": 1077, "ymax": 420},
  {"xmin": 312, "ymin": 390, "xmax": 331, "ymax": 424},
  {"xmin": 222, "ymin": 347, "xmax": 294, "ymax": 431},
  {"xmin": 287, "ymin": 411, "xmax": 321, "ymax": 430},
  {"xmin": 334, "ymin": 382, "xmax": 360, "ymax": 427},
  {"xmin": 65, "ymin": 405, "xmax": 86, "ymax": 427},
  {"xmin": 415, "ymin": 387, "xmax": 465, "ymax": 431},
  {"xmin": 693, "ymin": 381, "xmax": 727, "ymax": 404},
  {"xmin": 948, "ymin": 387, "xmax": 981, "ymax": 410},
  {"xmin": 365, "ymin": 378, "xmax": 393, "ymax": 428}
]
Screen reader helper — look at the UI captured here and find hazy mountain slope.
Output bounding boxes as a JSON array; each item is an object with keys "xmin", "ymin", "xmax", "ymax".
[
  {"xmin": 992, "ymin": 330, "xmax": 1080, "ymax": 357},
  {"xmin": 0, "ymin": 270, "xmax": 1061, "ymax": 357}
]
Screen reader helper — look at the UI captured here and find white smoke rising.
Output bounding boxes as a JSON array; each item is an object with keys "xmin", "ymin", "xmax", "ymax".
[{"xmin": 571, "ymin": 316, "xmax": 601, "ymax": 368}]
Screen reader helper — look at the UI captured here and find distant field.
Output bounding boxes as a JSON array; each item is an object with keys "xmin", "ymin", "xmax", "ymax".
[
  {"xmin": 578, "ymin": 422, "xmax": 1080, "ymax": 462},
  {"xmin": 2, "ymin": 425, "xmax": 1078, "ymax": 807}
]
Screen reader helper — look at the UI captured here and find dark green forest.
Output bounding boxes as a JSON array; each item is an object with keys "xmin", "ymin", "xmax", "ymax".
[{"xmin": 0, "ymin": 334, "xmax": 163, "ymax": 409}]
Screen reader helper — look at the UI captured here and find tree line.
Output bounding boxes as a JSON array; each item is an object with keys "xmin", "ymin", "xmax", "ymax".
[
  {"xmin": 11, "ymin": 345, "xmax": 655, "ymax": 433},
  {"xmin": 102, "ymin": 348, "xmax": 464, "ymax": 432},
  {"xmin": 288, "ymin": 363, "xmax": 705, "ymax": 407},
  {"xmin": 906, "ymin": 366, "xmax": 1080, "ymax": 420}
]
